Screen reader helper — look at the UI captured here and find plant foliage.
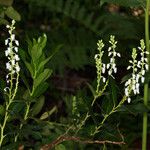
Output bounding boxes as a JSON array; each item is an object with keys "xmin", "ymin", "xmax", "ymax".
[{"xmin": 100, "ymin": 0, "xmax": 145, "ymax": 8}]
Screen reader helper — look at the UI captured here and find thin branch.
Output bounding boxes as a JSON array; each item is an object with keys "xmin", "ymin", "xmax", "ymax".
[{"xmin": 40, "ymin": 134, "xmax": 125, "ymax": 150}]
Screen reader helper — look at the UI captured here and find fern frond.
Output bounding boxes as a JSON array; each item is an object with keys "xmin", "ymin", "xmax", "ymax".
[{"xmin": 28, "ymin": 0, "xmax": 103, "ymax": 35}]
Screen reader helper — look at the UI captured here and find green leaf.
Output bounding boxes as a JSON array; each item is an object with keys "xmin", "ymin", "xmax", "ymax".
[
  {"xmin": 7, "ymin": 102, "xmax": 25, "ymax": 122},
  {"xmin": 20, "ymin": 49, "xmax": 34, "ymax": 79},
  {"xmin": 31, "ymin": 96, "xmax": 45, "ymax": 116},
  {"xmin": 36, "ymin": 56, "xmax": 52, "ymax": 74},
  {"xmin": 117, "ymin": 103, "xmax": 149, "ymax": 114},
  {"xmin": 36, "ymin": 44, "xmax": 61, "ymax": 75},
  {"xmin": 19, "ymin": 48, "xmax": 28, "ymax": 62},
  {"xmin": 55, "ymin": 144, "xmax": 66, "ymax": 150},
  {"xmin": 33, "ymin": 69, "xmax": 52, "ymax": 89},
  {"xmin": 31, "ymin": 131, "xmax": 42, "ymax": 140},
  {"xmin": 100, "ymin": 0, "xmax": 145, "ymax": 8},
  {"xmin": 5, "ymin": 6, "xmax": 21, "ymax": 21},
  {"xmin": 30, "ymin": 34, "xmax": 47, "ymax": 68},
  {"xmin": 128, "ymin": 103, "xmax": 149, "ymax": 114},
  {"xmin": 40, "ymin": 106, "xmax": 57, "ymax": 120},
  {"xmin": 121, "ymin": 73, "xmax": 131, "ymax": 84},
  {"xmin": 23, "ymin": 90, "xmax": 31, "ymax": 100},
  {"xmin": 20, "ymin": 72, "xmax": 31, "ymax": 92},
  {"xmin": 32, "ymin": 82, "xmax": 49, "ymax": 98},
  {"xmin": 24, "ymin": 61, "xmax": 34, "ymax": 78},
  {"xmin": 10, "ymin": 102, "xmax": 25, "ymax": 114},
  {"xmin": 0, "ymin": 18, "xmax": 8, "ymax": 25},
  {"xmin": 102, "ymin": 95, "xmax": 114, "ymax": 114},
  {"xmin": 86, "ymin": 82, "xmax": 96, "ymax": 97},
  {"xmin": 37, "ymin": 33, "xmax": 47, "ymax": 50},
  {"xmin": 26, "ymin": 35, "xmax": 33, "ymax": 56},
  {"xmin": 31, "ymin": 43, "xmax": 42, "ymax": 66},
  {"xmin": 0, "ymin": 0, "xmax": 13, "ymax": 6}
]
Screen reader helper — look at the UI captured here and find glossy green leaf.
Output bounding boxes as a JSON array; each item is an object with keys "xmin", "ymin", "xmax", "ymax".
[
  {"xmin": 19, "ymin": 48, "xmax": 28, "ymax": 62},
  {"xmin": 37, "ymin": 44, "xmax": 62, "ymax": 74},
  {"xmin": 36, "ymin": 56, "xmax": 52, "ymax": 74},
  {"xmin": 32, "ymin": 82, "xmax": 49, "ymax": 98},
  {"xmin": 30, "ymin": 43, "xmax": 42, "ymax": 67},
  {"xmin": 24, "ymin": 61, "xmax": 34, "ymax": 78},
  {"xmin": 33, "ymin": 69, "xmax": 52, "ymax": 89},
  {"xmin": 20, "ymin": 72, "xmax": 31, "ymax": 92},
  {"xmin": 40, "ymin": 106, "xmax": 57, "ymax": 120},
  {"xmin": 36, "ymin": 45, "xmax": 61, "ymax": 75},
  {"xmin": 5, "ymin": 6, "xmax": 21, "ymax": 21},
  {"xmin": 37, "ymin": 33, "xmax": 47, "ymax": 50},
  {"xmin": 26, "ymin": 36, "xmax": 32, "ymax": 56},
  {"xmin": 30, "ymin": 34, "xmax": 47, "ymax": 68}
]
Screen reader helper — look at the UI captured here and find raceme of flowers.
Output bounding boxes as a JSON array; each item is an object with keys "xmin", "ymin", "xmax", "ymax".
[
  {"xmin": 95, "ymin": 36, "xmax": 121, "ymax": 84},
  {"xmin": 4, "ymin": 20, "xmax": 20, "ymax": 93},
  {"xmin": 107, "ymin": 35, "xmax": 121, "ymax": 78},
  {"xmin": 95, "ymin": 39, "xmax": 106, "ymax": 84},
  {"xmin": 125, "ymin": 40, "xmax": 149, "ymax": 103}
]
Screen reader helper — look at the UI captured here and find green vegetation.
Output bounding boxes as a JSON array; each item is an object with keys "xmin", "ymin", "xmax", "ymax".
[{"xmin": 0, "ymin": 0, "xmax": 150, "ymax": 149}]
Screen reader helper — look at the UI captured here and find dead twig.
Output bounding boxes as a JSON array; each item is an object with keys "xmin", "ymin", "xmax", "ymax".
[{"xmin": 40, "ymin": 134, "xmax": 125, "ymax": 150}]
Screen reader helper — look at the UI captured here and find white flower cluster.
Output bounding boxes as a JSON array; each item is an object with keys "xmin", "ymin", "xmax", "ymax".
[
  {"xmin": 107, "ymin": 35, "xmax": 121, "ymax": 78},
  {"xmin": 95, "ymin": 36, "xmax": 120, "ymax": 94},
  {"xmin": 95, "ymin": 36, "xmax": 120, "ymax": 83},
  {"xmin": 4, "ymin": 20, "xmax": 20, "ymax": 90},
  {"xmin": 5, "ymin": 20, "xmax": 20, "ymax": 73},
  {"xmin": 95, "ymin": 40, "xmax": 106, "ymax": 83},
  {"xmin": 125, "ymin": 40, "xmax": 149, "ymax": 103}
]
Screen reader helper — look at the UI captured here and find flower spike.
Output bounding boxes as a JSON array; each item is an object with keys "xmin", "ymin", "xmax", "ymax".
[{"xmin": 125, "ymin": 40, "xmax": 149, "ymax": 103}]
